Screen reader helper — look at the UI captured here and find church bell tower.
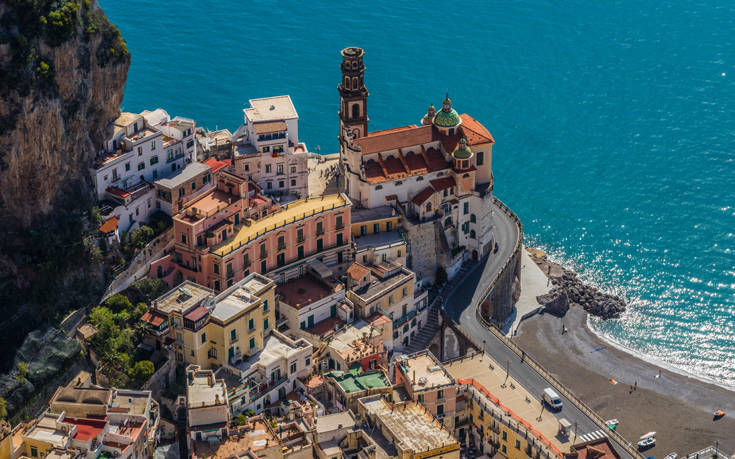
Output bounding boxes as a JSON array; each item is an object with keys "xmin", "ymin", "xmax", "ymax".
[{"xmin": 339, "ymin": 47, "xmax": 369, "ymax": 141}]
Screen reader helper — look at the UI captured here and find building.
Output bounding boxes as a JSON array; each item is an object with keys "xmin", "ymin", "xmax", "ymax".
[
  {"xmin": 312, "ymin": 411, "xmax": 357, "ymax": 459},
  {"xmin": 276, "ymin": 271, "xmax": 346, "ymax": 334},
  {"xmin": 154, "ymin": 161, "xmax": 213, "ymax": 215},
  {"xmin": 323, "ymin": 319, "xmax": 390, "ymax": 373},
  {"xmin": 231, "ymin": 96, "xmax": 310, "ymax": 198},
  {"xmin": 565, "ymin": 438, "xmax": 621, "ymax": 459},
  {"xmin": 394, "ymin": 351, "xmax": 458, "ymax": 432},
  {"xmin": 215, "ymin": 330, "xmax": 312, "ymax": 415},
  {"xmin": 446, "ymin": 352, "xmax": 573, "ymax": 457},
  {"xmin": 142, "ymin": 273, "xmax": 275, "ymax": 368},
  {"xmin": 92, "ymin": 110, "xmax": 193, "ymax": 234},
  {"xmin": 357, "ymin": 396, "xmax": 460, "ymax": 459},
  {"xmin": 185, "ymin": 365, "xmax": 230, "ymax": 445},
  {"xmin": 346, "ymin": 261, "xmax": 420, "ymax": 350},
  {"xmin": 337, "ymin": 47, "xmax": 496, "ymax": 281},
  {"xmin": 20, "ymin": 414, "xmax": 74, "ymax": 459},
  {"xmin": 324, "ymin": 369, "xmax": 392, "ymax": 413},
  {"xmin": 190, "ymin": 414, "xmax": 282, "ymax": 459},
  {"xmin": 148, "ymin": 171, "xmax": 353, "ymax": 290}
]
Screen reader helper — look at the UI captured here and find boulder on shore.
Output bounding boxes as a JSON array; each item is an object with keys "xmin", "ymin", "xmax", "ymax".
[{"xmin": 537, "ymin": 288, "xmax": 570, "ymax": 316}]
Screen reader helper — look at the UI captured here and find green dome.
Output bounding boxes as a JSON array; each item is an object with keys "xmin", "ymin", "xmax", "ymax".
[
  {"xmin": 434, "ymin": 108, "xmax": 461, "ymax": 128},
  {"xmin": 453, "ymin": 137, "xmax": 473, "ymax": 160}
]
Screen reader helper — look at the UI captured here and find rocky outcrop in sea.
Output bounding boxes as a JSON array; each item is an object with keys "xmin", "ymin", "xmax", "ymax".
[{"xmin": 528, "ymin": 248, "xmax": 626, "ymax": 320}]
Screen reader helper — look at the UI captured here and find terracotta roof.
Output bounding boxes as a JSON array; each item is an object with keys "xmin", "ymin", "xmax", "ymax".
[
  {"xmin": 203, "ymin": 157, "xmax": 232, "ymax": 174},
  {"xmin": 411, "ymin": 187, "xmax": 435, "ymax": 206},
  {"xmin": 429, "ymin": 176, "xmax": 456, "ymax": 191},
  {"xmin": 564, "ymin": 438, "xmax": 621, "ymax": 459},
  {"xmin": 403, "ymin": 151, "xmax": 428, "ymax": 172},
  {"xmin": 253, "ymin": 120, "xmax": 287, "ymax": 135},
  {"xmin": 382, "ymin": 155, "xmax": 407, "ymax": 177},
  {"xmin": 366, "ymin": 312, "xmax": 391, "ymax": 327},
  {"xmin": 347, "ymin": 263, "xmax": 371, "ymax": 281},
  {"xmin": 141, "ymin": 310, "xmax": 167, "ymax": 327},
  {"xmin": 356, "ymin": 125, "xmax": 434, "ymax": 155},
  {"xmin": 459, "ymin": 113, "xmax": 494, "ymax": 145},
  {"xmin": 367, "ymin": 125, "xmax": 418, "ymax": 136},
  {"xmin": 184, "ymin": 305, "xmax": 209, "ymax": 322},
  {"xmin": 424, "ymin": 147, "xmax": 451, "ymax": 172},
  {"xmin": 98, "ymin": 217, "xmax": 119, "ymax": 233},
  {"xmin": 364, "ymin": 160, "xmax": 386, "ymax": 183},
  {"xmin": 106, "ymin": 187, "xmax": 130, "ymax": 198}
]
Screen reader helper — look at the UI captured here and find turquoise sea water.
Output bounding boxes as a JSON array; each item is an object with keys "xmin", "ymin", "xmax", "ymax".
[{"xmin": 100, "ymin": 0, "xmax": 735, "ymax": 387}]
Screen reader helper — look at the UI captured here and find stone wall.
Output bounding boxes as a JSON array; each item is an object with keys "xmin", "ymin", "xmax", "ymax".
[
  {"xmin": 404, "ymin": 216, "xmax": 441, "ymax": 283},
  {"xmin": 427, "ymin": 314, "xmax": 481, "ymax": 362}
]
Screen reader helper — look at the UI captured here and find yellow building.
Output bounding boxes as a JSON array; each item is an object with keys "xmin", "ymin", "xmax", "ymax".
[
  {"xmin": 0, "ymin": 421, "xmax": 12, "ymax": 459},
  {"xmin": 145, "ymin": 273, "xmax": 276, "ymax": 369},
  {"xmin": 351, "ymin": 206, "xmax": 402, "ymax": 237},
  {"xmin": 20, "ymin": 414, "xmax": 73, "ymax": 459}
]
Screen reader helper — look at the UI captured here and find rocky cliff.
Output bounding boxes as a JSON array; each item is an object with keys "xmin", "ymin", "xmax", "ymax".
[{"xmin": 0, "ymin": 0, "xmax": 129, "ymax": 370}]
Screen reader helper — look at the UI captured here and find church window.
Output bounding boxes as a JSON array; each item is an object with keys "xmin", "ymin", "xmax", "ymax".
[
  {"xmin": 448, "ymin": 128, "xmax": 454, "ymax": 136},
  {"xmin": 344, "ymin": 77, "xmax": 350, "ymax": 89},
  {"xmin": 352, "ymin": 61, "xmax": 358, "ymax": 70},
  {"xmin": 352, "ymin": 76, "xmax": 358, "ymax": 88},
  {"xmin": 476, "ymin": 152, "xmax": 484, "ymax": 166},
  {"xmin": 352, "ymin": 103, "xmax": 360, "ymax": 119}
]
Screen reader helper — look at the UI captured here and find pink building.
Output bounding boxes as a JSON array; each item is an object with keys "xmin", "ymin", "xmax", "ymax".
[{"xmin": 151, "ymin": 170, "xmax": 352, "ymax": 291}]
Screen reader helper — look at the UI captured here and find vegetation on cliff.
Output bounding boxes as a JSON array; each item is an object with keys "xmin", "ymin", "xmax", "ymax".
[{"xmin": 0, "ymin": 0, "xmax": 130, "ymax": 372}]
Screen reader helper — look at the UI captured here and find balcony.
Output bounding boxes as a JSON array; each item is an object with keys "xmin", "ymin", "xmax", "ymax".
[{"xmin": 166, "ymin": 152, "xmax": 185, "ymax": 164}]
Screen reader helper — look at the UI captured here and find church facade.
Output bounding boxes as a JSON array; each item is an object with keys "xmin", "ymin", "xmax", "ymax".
[{"xmin": 338, "ymin": 47, "xmax": 497, "ymax": 263}]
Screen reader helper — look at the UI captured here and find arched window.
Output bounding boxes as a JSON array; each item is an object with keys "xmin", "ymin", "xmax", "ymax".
[
  {"xmin": 470, "ymin": 214, "xmax": 476, "ymax": 223},
  {"xmin": 344, "ymin": 77, "xmax": 350, "ymax": 89},
  {"xmin": 352, "ymin": 103, "xmax": 360, "ymax": 119},
  {"xmin": 352, "ymin": 61, "xmax": 358, "ymax": 70},
  {"xmin": 352, "ymin": 76, "xmax": 358, "ymax": 88}
]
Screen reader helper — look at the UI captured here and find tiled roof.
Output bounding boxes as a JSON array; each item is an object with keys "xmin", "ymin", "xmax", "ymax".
[
  {"xmin": 382, "ymin": 155, "xmax": 407, "ymax": 177},
  {"xmin": 424, "ymin": 147, "xmax": 450, "ymax": 172},
  {"xmin": 347, "ymin": 262, "xmax": 371, "ymax": 281},
  {"xmin": 356, "ymin": 125, "xmax": 434, "ymax": 155},
  {"xmin": 98, "ymin": 217, "xmax": 119, "ymax": 233},
  {"xmin": 429, "ymin": 176, "xmax": 456, "ymax": 192},
  {"xmin": 141, "ymin": 310, "xmax": 166, "ymax": 327},
  {"xmin": 184, "ymin": 305, "xmax": 209, "ymax": 322},
  {"xmin": 459, "ymin": 113, "xmax": 494, "ymax": 145},
  {"xmin": 203, "ymin": 157, "xmax": 232, "ymax": 174},
  {"xmin": 411, "ymin": 187, "xmax": 435, "ymax": 206},
  {"xmin": 403, "ymin": 151, "xmax": 428, "ymax": 172},
  {"xmin": 364, "ymin": 160, "xmax": 386, "ymax": 183},
  {"xmin": 106, "ymin": 187, "xmax": 130, "ymax": 198}
]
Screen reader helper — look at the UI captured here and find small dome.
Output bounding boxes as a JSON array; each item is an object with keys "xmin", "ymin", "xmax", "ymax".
[
  {"xmin": 421, "ymin": 105, "xmax": 436, "ymax": 126},
  {"xmin": 452, "ymin": 137, "xmax": 473, "ymax": 160},
  {"xmin": 434, "ymin": 93, "xmax": 461, "ymax": 128}
]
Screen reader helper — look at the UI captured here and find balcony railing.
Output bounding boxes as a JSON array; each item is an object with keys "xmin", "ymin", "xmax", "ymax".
[{"xmin": 166, "ymin": 152, "xmax": 185, "ymax": 163}]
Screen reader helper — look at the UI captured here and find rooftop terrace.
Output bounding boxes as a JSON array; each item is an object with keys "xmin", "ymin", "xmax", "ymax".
[
  {"xmin": 211, "ymin": 194, "xmax": 350, "ymax": 256},
  {"xmin": 191, "ymin": 418, "xmax": 278, "ymax": 458},
  {"xmin": 329, "ymin": 370, "xmax": 390, "ymax": 394},
  {"xmin": 244, "ymin": 95, "xmax": 298, "ymax": 122},
  {"xmin": 350, "ymin": 265, "xmax": 413, "ymax": 301},
  {"xmin": 276, "ymin": 274, "xmax": 336, "ymax": 309},
  {"xmin": 361, "ymin": 397, "xmax": 457, "ymax": 454},
  {"xmin": 351, "ymin": 206, "xmax": 397, "ymax": 224},
  {"xmin": 155, "ymin": 162, "xmax": 211, "ymax": 189},
  {"xmin": 211, "ymin": 274, "xmax": 272, "ymax": 322},
  {"xmin": 187, "ymin": 369, "xmax": 228, "ymax": 409},
  {"xmin": 397, "ymin": 352, "xmax": 453, "ymax": 391},
  {"xmin": 153, "ymin": 281, "xmax": 213, "ymax": 315}
]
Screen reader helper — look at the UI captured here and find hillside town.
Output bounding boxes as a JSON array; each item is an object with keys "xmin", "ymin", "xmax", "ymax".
[{"xmin": 0, "ymin": 47, "xmax": 727, "ymax": 459}]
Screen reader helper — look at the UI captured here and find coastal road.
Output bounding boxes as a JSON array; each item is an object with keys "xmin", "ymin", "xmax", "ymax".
[{"xmin": 443, "ymin": 199, "xmax": 637, "ymax": 459}]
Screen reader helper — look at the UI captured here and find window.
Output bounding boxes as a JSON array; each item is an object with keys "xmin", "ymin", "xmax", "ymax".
[
  {"xmin": 265, "ymin": 164, "xmax": 272, "ymax": 173},
  {"xmin": 249, "ymin": 337, "xmax": 255, "ymax": 349},
  {"xmin": 248, "ymin": 318, "xmax": 254, "ymax": 330},
  {"xmin": 437, "ymin": 389, "xmax": 444, "ymax": 399},
  {"xmin": 502, "ymin": 445, "xmax": 507, "ymax": 454},
  {"xmin": 231, "ymin": 329, "xmax": 237, "ymax": 340},
  {"xmin": 213, "ymin": 263, "xmax": 219, "ymax": 274},
  {"xmin": 263, "ymin": 299, "xmax": 269, "ymax": 312},
  {"xmin": 263, "ymin": 318, "xmax": 269, "ymax": 329},
  {"xmin": 417, "ymin": 394, "xmax": 424, "ymax": 402},
  {"xmin": 300, "ymin": 321, "xmax": 306, "ymax": 330},
  {"xmin": 245, "ymin": 164, "xmax": 250, "ymax": 171},
  {"xmin": 464, "ymin": 202, "xmax": 469, "ymax": 214},
  {"xmin": 201, "ymin": 333, "xmax": 206, "ymax": 344},
  {"xmin": 181, "ymin": 233, "xmax": 187, "ymax": 244},
  {"xmin": 278, "ymin": 235, "xmax": 285, "ymax": 250},
  {"xmin": 397, "ymin": 250, "xmax": 402, "ymax": 258},
  {"xmin": 279, "ymin": 180, "xmax": 284, "ymax": 188},
  {"xmin": 125, "ymin": 162, "xmax": 130, "ymax": 171},
  {"xmin": 260, "ymin": 243, "xmax": 267, "ymax": 259},
  {"xmin": 243, "ymin": 253, "xmax": 250, "ymax": 267},
  {"xmin": 226, "ymin": 262, "xmax": 233, "ymax": 278},
  {"xmin": 151, "ymin": 140, "xmax": 156, "ymax": 150},
  {"xmin": 138, "ymin": 162, "xmax": 145, "ymax": 171},
  {"xmin": 137, "ymin": 146, "xmax": 142, "ymax": 155},
  {"xmin": 375, "ymin": 185, "xmax": 383, "ymax": 190},
  {"xmin": 267, "ymin": 182, "xmax": 272, "ymax": 189},
  {"xmin": 316, "ymin": 239, "xmax": 323, "ymax": 251},
  {"xmin": 178, "ymin": 188, "xmax": 185, "ymax": 198},
  {"xmin": 208, "ymin": 348, "xmax": 217, "ymax": 359},
  {"xmin": 191, "ymin": 181, "xmax": 196, "ymax": 191},
  {"xmin": 150, "ymin": 156, "xmax": 159, "ymax": 165},
  {"xmin": 261, "ymin": 260, "xmax": 266, "ymax": 272},
  {"xmin": 437, "ymin": 404, "xmax": 444, "ymax": 416},
  {"xmin": 352, "ymin": 103, "xmax": 360, "ymax": 119},
  {"xmin": 263, "ymin": 146, "xmax": 270, "ymax": 153},
  {"xmin": 515, "ymin": 440, "xmax": 521, "ymax": 449},
  {"xmin": 360, "ymin": 225, "xmax": 367, "ymax": 236},
  {"xmin": 388, "ymin": 295, "xmax": 394, "ymax": 305},
  {"xmin": 290, "ymin": 362, "xmax": 296, "ymax": 373},
  {"xmin": 277, "ymin": 164, "xmax": 284, "ymax": 175},
  {"xmin": 214, "ymin": 280, "xmax": 220, "ymax": 291},
  {"xmin": 386, "ymin": 221, "xmax": 392, "ymax": 231},
  {"xmin": 291, "ymin": 179, "xmax": 296, "ymax": 186},
  {"xmin": 476, "ymin": 151, "xmax": 484, "ymax": 166},
  {"xmin": 502, "ymin": 431, "xmax": 507, "ymax": 441},
  {"xmin": 336, "ymin": 215, "xmax": 343, "ymax": 229},
  {"xmin": 470, "ymin": 230, "xmax": 476, "ymax": 239},
  {"xmin": 30, "ymin": 447, "xmax": 38, "ymax": 457},
  {"xmin": 316, "ymin": 221, "xmax": 324, "ymax": 235},
  {"xmin": 470, "ymin": 214, "xmax": 476, "ymax": 223},
  {"xmin": 337, "ymin": 233, "xmax": 343, "ymax": 245},
  {"xmin": 305, "ymin": 357, "xmax": 311, "ymax": 366},
  {"xmin": 443, "ymin": 189, "xmax": 448, "ymax": 197},
  {"xmin": 297, "ymin": 228, "xmax": 304, "ymax": 242},
  {"xmin": 402, "ymin": 287, "xmax": 407, "ymax": 298},
  {"xmin": 373, "ymin": 223, "xmax": 379, "ymax": 233}
]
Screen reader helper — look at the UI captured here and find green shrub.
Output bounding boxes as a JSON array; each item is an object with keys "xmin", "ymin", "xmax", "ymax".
[
  {"xmin": 0, "ymin": 397, "xmax": 7, "ymax": 419},
  {"xmin": 129, "ymin": 225, "xmax": 154, "ymax": 249},
  {"xmin": 148, "ymin": 211, "xmax": 173, "ymax": 235},
  {"xmin": 45, "ymin": 1, "xmax": 79, "ymax": 46},
  {"xmin": 234, "ymin": 414, "xmax": 248, "ymax": 426},
  {"xmin": 129, "ymin": 360, "xmax": 154, "ymax": 387},
  {"xmin": 104, "ymin": 293, "xmax": 133, "ymax": 313}
]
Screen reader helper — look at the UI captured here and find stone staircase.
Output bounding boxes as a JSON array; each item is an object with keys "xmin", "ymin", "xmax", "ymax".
[{"xmin": 404, "ymin": 304, "xmax": 440, "ymax": 354}]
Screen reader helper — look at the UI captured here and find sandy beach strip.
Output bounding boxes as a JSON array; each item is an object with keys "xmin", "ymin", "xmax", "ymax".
[{"xmin": 514, "ymin": 299, "xmax": 735, "ymax": 454}]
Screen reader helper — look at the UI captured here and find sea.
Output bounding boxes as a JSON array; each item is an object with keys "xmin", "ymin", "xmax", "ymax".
[{"xmin": 99, "ymin": 0, "xmax": 735, "ymax": 388}]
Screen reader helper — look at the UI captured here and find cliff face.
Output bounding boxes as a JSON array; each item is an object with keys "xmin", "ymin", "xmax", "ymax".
[{"xmin": 0, "ymin": 0, "xmax": 129, "ymax": 370}]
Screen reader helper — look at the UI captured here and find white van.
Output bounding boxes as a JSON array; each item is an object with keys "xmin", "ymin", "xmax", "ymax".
[{"xmin": 543, "ymin": 387, "xmax": 563, "ymax": 410}]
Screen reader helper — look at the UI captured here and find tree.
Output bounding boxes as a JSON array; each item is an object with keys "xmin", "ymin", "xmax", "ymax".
[
  {"xmin": 130, "ymin": 360, "xmax": 155, "ymax": 387},
  {"xmin": 89, "ymin": 306, "xmax": 119, "ymax": 338},
  {"xmin": 129, "ymin": 225, "xmax": 154, "ymax": 249},
  {"xmin": 0, "ymin": 397, "xmax": 7, "ymax": 419},
  {"xmin": 234, "ymin": 414, "xmax": 248, "ymax": 426},
  {"xmin": 148, "ymin": 211, "xmax": 173, "ymax": 235},
  {"xmin": 16, "ymin": 362, "xmax": 28, "ymax": 382},
  {"xmin": 104, "ymin": 293, "xmax": 133, "ymax": 313},
  {"xmin": 126, "ymin": 278, "xmax": 168, "ymax": 303},
  {"xmin": 132, "ymin": 302, "xmax": 148, "ymax": 321}
]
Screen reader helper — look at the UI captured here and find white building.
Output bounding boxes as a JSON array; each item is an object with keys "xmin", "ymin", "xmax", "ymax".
[
  {"xmin": 92, "ymin": 110, "xmax": 194, "ymax": 234},
  {"xmin": 275, "ymin": 273, "xmax": 347, "ymax": 335},
  {"xmin": 215, "ymin": 330, "xmax": 312, "ymax": 415},
  {"xmin": 186, "ymin": 365, "xmax": 230, "ymax": 443},
  {"xmin": 231, "ymin": 96, "xmax": 310, "ymax": 199}
]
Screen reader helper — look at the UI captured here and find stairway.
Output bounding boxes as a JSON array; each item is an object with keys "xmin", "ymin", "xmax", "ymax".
[{"xmin": 403, "ymin": 304, "xmax": 440, "ymax": 354}]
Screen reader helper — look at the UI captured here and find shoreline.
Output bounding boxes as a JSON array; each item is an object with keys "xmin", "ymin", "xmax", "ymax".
[
  {"xmin": 515, "ymin": 247, "xmax": 735, "ymax": 453},
  {"xmin": 526, "ymin": 245, "xmax": 735, "ymax": 392}
]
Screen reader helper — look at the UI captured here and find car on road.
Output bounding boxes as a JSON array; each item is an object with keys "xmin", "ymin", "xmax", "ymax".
[{"xmin": 542, "ymin": 387, "xmax": 563, "ymax": 410}]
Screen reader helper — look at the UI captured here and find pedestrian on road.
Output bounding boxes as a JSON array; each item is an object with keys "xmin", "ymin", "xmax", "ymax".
[
  {"xmin": 634, "ymin": 381, "xmax": 637, "ymax": 391},
  {"xmin": 521, "ymin": 350, "xmax": 525, "ymax": 362}
]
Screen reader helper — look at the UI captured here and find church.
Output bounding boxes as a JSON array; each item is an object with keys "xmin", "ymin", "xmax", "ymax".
[{"xmin": 338, "ymin": 47, "xmax": 497, "ymax": 268}]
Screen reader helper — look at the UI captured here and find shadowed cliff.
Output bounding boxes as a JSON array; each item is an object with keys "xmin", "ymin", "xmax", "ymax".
[{"xmin": 0, "ymin": 0, "xmax": 129, "ymax": 371}]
